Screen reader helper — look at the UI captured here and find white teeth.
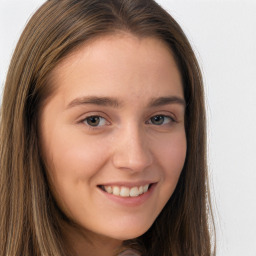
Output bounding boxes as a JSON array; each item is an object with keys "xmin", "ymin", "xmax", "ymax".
[
  {"xmin": 105, "ymin": 186, "xmax": 113, "ymax": 194},
  {"xmin": 138, "ymin": 186, "xmax": 144, "ymax": 195},
  {"xmin": 112, "ymin": 186, "xmax": 120, "ymax": 196},
  {"xmin": 101, "ymin": 184, "xmax": 151, "ymax": 197},
  {"xmin": 120, "ymin": 187, "xmax": 130, "ymax": 197},
  {"xmin": 143, "ymin": 184, "xmax": 149, "ymax": 193},
  {"xmin": 130, "ymin": 187, "xmax": 139, "ymax": 197}
]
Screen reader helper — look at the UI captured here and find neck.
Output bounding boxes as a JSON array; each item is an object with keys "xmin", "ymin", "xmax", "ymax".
[{"xmin": 62, "ymin": 222, "xmax": 123, "ymax": 256}]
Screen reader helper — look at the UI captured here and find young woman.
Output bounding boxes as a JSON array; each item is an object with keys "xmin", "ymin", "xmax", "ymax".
[{"xmin": 0, "ymin": 0, "xmax": 215, "ymax": 255}]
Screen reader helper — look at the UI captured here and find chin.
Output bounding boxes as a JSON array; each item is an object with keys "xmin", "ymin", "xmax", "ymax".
[{"xmin": 106, "ymin": 222, "xmax": 152, "ymax": 241}]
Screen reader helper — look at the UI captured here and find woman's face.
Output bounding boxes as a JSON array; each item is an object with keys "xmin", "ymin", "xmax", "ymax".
[{"xmin": 40, "ymin": 34, "xmax": 186, "ymax": 242}]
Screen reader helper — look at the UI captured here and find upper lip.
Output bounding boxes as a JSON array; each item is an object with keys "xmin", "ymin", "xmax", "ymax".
[{"xmin": 98, "ymin": 181, "xmax": 157, "ymax": 188}]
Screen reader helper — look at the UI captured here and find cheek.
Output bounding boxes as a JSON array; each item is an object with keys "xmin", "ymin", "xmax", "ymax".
[
  {"xmin": 154, "ymin": 131, "xmax": 186, "ymax": 194},
  {"xmin": 47, "ymin": 128, "xmax": 109, "ymax": 176},
  {"xmin": 156, "ymin": 130, "xmax": 186, "ymax": 167},
  {"xmin": 165, "ymin": 136, "xmax": 186, "ymax": 175},
  {"xmin": 42, "ymin": 127, "xmax": 113, "ymax": 216},
  {"xmin": 42, "ymin": 126, "xmax": 112, "ymax": 206}
]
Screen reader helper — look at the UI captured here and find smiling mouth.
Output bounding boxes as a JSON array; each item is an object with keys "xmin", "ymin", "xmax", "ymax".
[{"xmin": 98, "ymin": 184, "xmax": 153, "ymax": 198}]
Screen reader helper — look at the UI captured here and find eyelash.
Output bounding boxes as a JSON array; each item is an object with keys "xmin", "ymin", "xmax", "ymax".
[
  {"xmin": 146, "ymin": 115, "xmax": 176, "ymax": 126},
  {"xmin": 81, "ymin": 114, "xmax": 176, "ymax": 130},
  {"xmin": 82, "ymin": 115, "xmax": 109, "ymax": 128}
]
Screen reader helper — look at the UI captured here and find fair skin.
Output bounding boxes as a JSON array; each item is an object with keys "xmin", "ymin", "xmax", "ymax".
[{"xmin": 40, "ymin": 33, "xmax": 186, "ymax": 256}]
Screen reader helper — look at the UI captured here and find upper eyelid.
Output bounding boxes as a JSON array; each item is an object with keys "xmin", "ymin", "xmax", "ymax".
[
  {"xmin": 79, "ymin": 112, "xmax": 176, "ymax": 120},
  {"xmin": 78, "ymin": 111, "xmax": 110, "ymax": 122},
  {"xmin": 146, "ymin": 112, "xmax": 177, "ymax": 121},
  {"xmin": 82, "ymin": 115, "xmax": 108, "ymax": 124},
  {"xmin": 146, "ymin": 115, "xmax": 176, "ymax": 124},
  {"xmin": 81, "ymin": 114, "xmax": 175, "ymax": 125},
  {"xmin": 81, "ymin": 116, "xmax": 110, "ymax": 130}
]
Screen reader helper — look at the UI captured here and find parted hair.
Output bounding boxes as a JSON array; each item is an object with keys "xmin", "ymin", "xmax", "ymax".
[{"xmin": 0, "ymin": 0, "xmax": 215, "ymax": 255}]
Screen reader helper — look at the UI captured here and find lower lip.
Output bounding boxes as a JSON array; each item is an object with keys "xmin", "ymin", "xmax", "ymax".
[{"xmin": 98, "ymin": 183, "xmax": 157, "ymax": 207}]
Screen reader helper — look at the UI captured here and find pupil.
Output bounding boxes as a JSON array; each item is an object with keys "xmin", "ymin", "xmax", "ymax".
[
  {"xmin": 152, "ymin": 115, "xmax": 164, "ymax": 125},
  {"xmin": 88, "ymin": 116, "xmax": 100, "ymax": 126}
]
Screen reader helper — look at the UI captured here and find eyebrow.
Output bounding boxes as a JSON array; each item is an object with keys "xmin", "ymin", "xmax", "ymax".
[
  {"xmin": 147, "ymin": 96, "xmax": 186, "ymax": 108},
  {"xmin": 66, "ymin": 95, "xmax": 186, "ymax": 109},
  {"xmin": 67, "ymin": 96, "xmax": 122, "ymax": 109}
]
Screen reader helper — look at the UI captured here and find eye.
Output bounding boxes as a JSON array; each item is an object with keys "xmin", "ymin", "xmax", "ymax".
[
  {"xmin": 148, "ymin": 115, "xmax": 174, "ymax": 125},
  {"xmin": 83, "ymin": 116, "xmax": 108, "ymax": 127}
]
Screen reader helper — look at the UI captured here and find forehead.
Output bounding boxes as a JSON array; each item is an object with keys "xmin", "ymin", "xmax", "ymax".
[{"xmin": 49, "ymin": 33, "xmax": 183, "ymax": 105}]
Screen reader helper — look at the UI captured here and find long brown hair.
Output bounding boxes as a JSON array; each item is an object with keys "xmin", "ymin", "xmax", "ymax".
[{"xmin": 0, "ymin": 0, "xmax": 215, "ymax": 255}]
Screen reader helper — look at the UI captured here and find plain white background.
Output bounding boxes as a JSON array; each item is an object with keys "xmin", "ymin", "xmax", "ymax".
[{"xmin": 0, "ymin": 0, "xmax": 256, "ymax": 255}]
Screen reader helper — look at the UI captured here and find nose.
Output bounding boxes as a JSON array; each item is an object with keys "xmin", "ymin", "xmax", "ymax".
[{"xmin": 112, "ymin": 125, "xmax": 153, "ymax": 172}]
